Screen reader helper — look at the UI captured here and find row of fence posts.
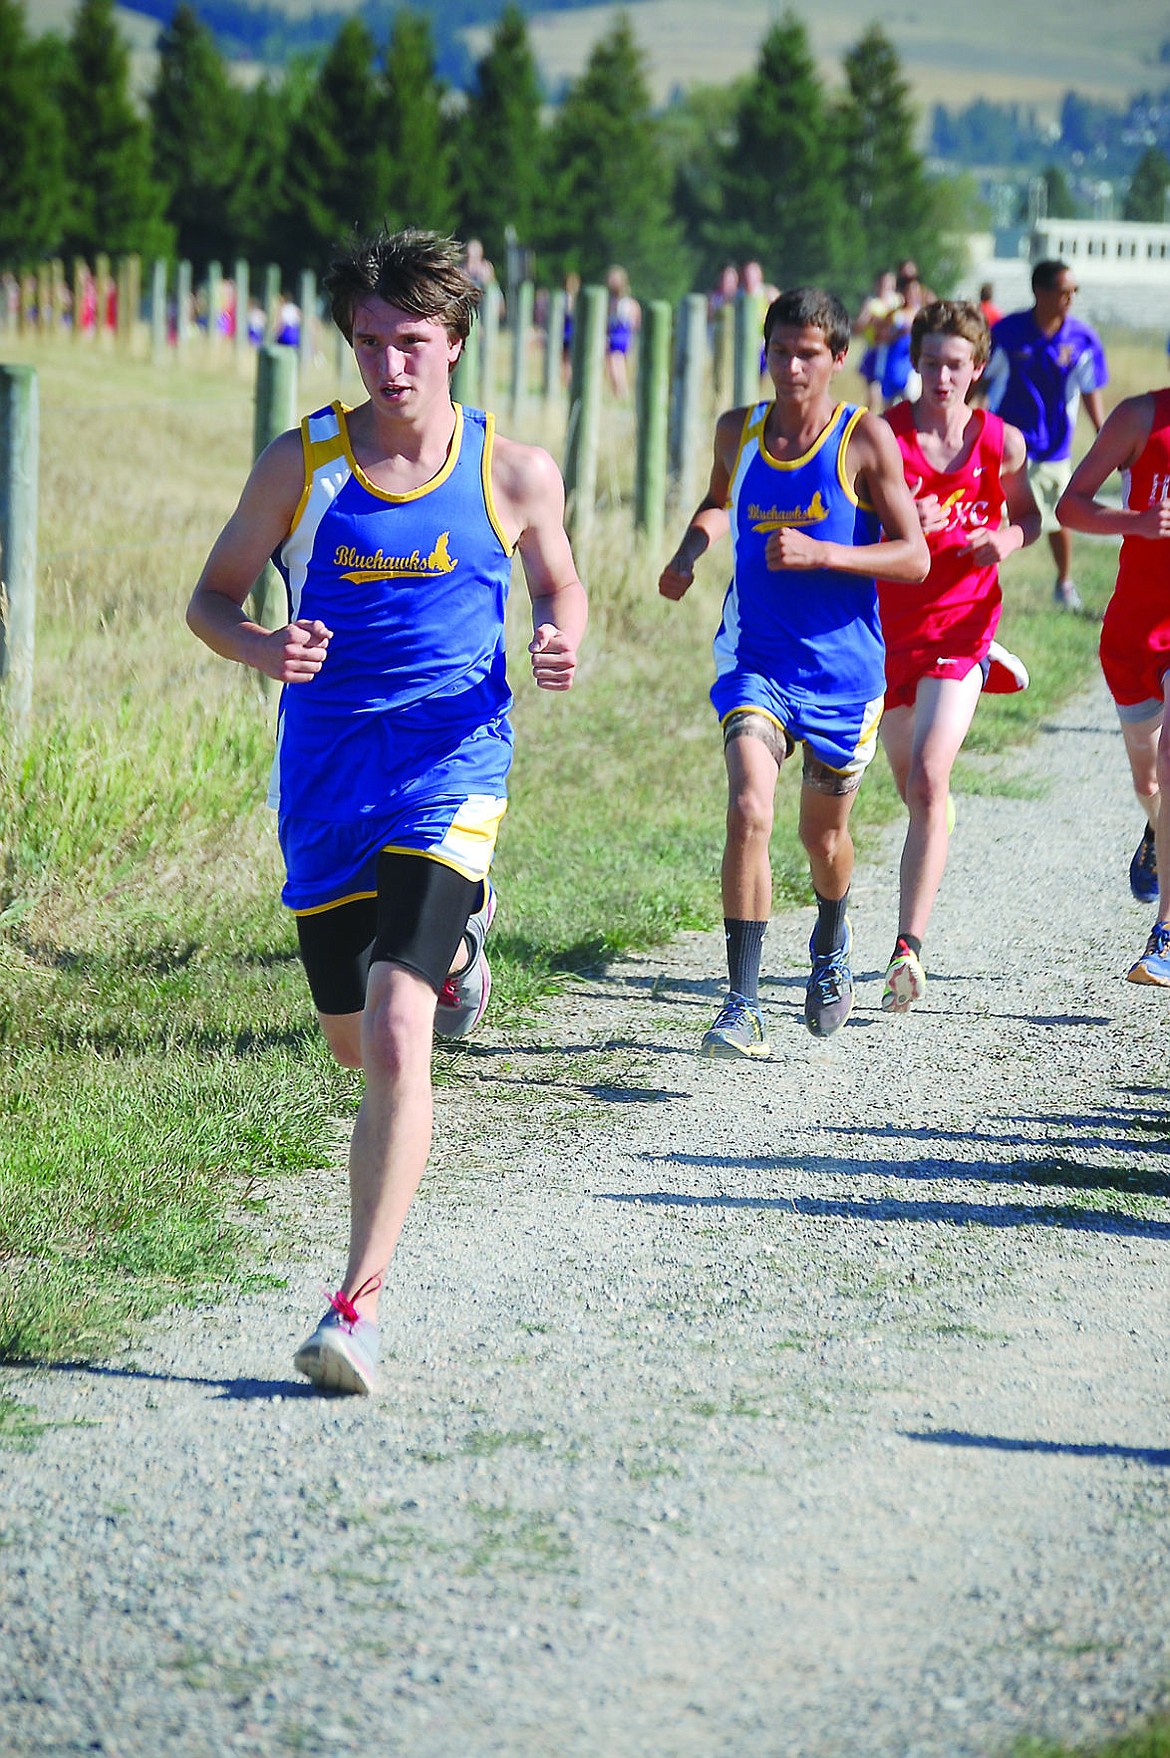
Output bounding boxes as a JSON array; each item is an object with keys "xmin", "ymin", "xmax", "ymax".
[{"xmin": 1, "ymin": 281, "xmax": 769, "ymax": 733}]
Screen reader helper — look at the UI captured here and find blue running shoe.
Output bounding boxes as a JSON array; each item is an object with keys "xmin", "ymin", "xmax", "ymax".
[
  {"xmin": 1127, "ymin": 922, "xmax": 1170, "ymax": 987},
  {"xmin": 805, "ymin": 920, "xmax": 854, "ymax": 1038},
  {"xmin": 701, "ymin": 992, "xmax": 770, "ymax": 1059},
  {"xmin": 1129, "ymin": 827, "xmax": 1158, "ymax": 906}
]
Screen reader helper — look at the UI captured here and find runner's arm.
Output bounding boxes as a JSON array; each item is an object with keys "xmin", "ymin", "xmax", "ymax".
[
  {"xmin": 494, "ymin": 437, "xmax": 588, "ymax": 691},
  {"xmin": 658, "ymin": 410, "xmax": 739, "ymax": 600},
  {"xmin": 1057, "ymin": 396, "xmax": 1169, "ymax": 539},
  {"xmin": 766, "ymin": 412, "xmax": 929, "ymax": 582},
  {"xmin": 186, "ymin": 432, "xmax": 334, "ymax": 683}
]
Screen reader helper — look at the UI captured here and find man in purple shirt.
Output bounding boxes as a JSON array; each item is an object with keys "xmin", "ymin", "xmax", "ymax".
[{"xmin": 982, "ymin": 259, "xmax": 1108, "ymax": 610}]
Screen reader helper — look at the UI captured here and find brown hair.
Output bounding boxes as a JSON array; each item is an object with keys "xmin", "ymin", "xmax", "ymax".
[
  {"xmin": 763, "ymin": 287, "xmax": 851, "ymax": 356},
  {"xmin": 910, "ymin": 299, "xmax": 990, "ymax": 368},
  {"xmin": 324, "ymin": 228, "xmax": 481, "ymax": 345}
]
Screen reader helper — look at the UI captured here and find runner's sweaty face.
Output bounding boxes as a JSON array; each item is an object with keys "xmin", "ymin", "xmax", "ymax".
[
  {"xmin": 916, "ymin": 334, "xmax": 981, "ymax": 411},
  {"xmin": 764, "ymin": 324, "xmax": 844, "ymax": 406},
  {"xmin": 350, "ymin": 296, "xmax": 462, "ymax": 419}
]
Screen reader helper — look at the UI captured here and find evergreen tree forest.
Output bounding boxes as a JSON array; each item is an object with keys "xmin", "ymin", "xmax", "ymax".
[{"xmin": 2, "ymin": 0, "xmax": 982, "ymax": 308}]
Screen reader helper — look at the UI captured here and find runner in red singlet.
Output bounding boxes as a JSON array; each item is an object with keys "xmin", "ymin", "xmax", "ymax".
[
  {"xmin": 876, "ymin": 300, "xmax": 1040, "ymax": 1014},
  {"xmin": 1058, "ymin": 389, "xmax": 1170, "ymax": 984}
]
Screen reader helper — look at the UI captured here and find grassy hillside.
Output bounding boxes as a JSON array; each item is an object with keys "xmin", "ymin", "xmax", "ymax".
[{"xmin": 28, "ymin": 0, "xmax": 1167, "ymax": 118}]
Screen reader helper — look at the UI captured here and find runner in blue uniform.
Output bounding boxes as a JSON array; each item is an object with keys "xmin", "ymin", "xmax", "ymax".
[
  {"xmin": 659, "ymin": 287, "xmax": 927, "ymax": 1055},
  {"xmin": 187, "ymin": 230, "xmax": 587, "ymax": 1394}
]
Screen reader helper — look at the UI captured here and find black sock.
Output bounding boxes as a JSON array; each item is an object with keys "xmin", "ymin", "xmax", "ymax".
[
  {"xmin": 812, "ymin": 890, "xmax": 849, "ymax": 956},
  {"xmin": 725, "ymin": 918, "xmax": 766, "ymax": 1003},
  {"xmin": 893, "ymin": 932, "xmax": 922, "ymax": 961}
]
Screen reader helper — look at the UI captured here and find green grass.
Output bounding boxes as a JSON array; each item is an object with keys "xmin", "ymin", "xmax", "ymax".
[
  {"xmin": 0, "ymin": 330, "xmax": 1158, "ymax": 1363},
  {"xmin": 1013, "ymin": 1717, "xmax": 1170, "ymax": 1757}
]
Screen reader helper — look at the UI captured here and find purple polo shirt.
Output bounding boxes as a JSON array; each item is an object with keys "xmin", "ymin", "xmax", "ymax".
[{"xmin": 983, "ymin": 309, "xmax": 1108, "ymax": 462}]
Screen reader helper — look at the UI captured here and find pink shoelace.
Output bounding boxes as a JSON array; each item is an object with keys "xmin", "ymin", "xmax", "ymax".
[{"xmin": 323, "ymin": 1274, "xmax": 382, "ymax": 1330}]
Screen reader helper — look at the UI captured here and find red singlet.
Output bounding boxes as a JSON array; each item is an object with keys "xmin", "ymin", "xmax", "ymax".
[
  {"xmin": 1100, "ymin": 387, "xmax": 1170, "ymax": 711},
  {"xmin": 878, "ymin": 403, "xmax": 1007, "ymax": 709}
]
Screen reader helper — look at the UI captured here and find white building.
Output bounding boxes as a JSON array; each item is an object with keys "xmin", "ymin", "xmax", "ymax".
[{"xmin": 961, "ymin": 219, "xmax": 1170, "ymax": 331}]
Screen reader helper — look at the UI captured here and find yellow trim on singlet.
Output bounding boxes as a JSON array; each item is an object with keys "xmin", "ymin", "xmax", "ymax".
[
  {"xmin": 478, "ymin": 410, "xmax": 516, "ymax": 556},
  {"xmin": 335, "ymin": 401, "xmax": 465, "ymax": 504},
  {"xmin": 755, "ymin": 402, "xmax": 850, "ymax": 473},
  {"xmin": 834, "ymin": 405, "xmax": 874, "ymax": 511}
]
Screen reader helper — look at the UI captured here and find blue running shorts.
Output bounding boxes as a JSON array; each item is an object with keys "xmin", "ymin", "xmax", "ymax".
[
  {"xmin": 280, "ymin": 791, "xmax": 507, "ymax": 914},
  {"xmin": 711, "ymin": 669, "xmax": 883, "ymax": 780}
]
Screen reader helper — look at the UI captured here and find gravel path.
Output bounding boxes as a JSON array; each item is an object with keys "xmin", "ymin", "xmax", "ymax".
[{"xmin": 3, "ymin": 676, "xmax": 1169, "ymax": 1758}]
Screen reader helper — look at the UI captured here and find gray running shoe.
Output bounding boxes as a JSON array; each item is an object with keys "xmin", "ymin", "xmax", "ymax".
[
  {"xmin": 701, "ymin": 992, "xmax": 770, "ymax": 1060},
  {"xmin": 435, "ymin": 883, "xmax": 496, "ymax": 1040},
  {"xmin": 805, "ymin": 920, "xmax": 854, "ymax": 1038},
  {"xmin": 1053, "ymin": 578, "xmax": 1084, "ymax": 612},
  {"xmin": 294, "ymin": 1290, "xmax": 379, "ymax": 1396}
]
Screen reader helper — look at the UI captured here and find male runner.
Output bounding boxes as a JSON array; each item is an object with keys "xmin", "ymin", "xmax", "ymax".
[
  {"xmin": 876, "ymin": 301, "xmax": 1040, "ymax": 1013},
  {"xmin": 187, "ymin": 229, "xmax": 587, "ymax": 1392},
  {"xmin": 982, "ymin": 260, "xmax": 1108, "ymax": 610},
  {"xmin": 658, "ymin": 287, "xmax": 928, "ymax": 1056},
  {"xmin": 1057, "ymin": 387, "xmax": 1170, "ymax": 984}
]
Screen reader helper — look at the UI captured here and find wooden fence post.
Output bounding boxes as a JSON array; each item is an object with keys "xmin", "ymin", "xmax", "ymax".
[
  {"xmin": 176, "ymin": 259, "xmax": 193, "ymax": 358},
  {"xmin": 249, "ymin": 344, "xmax": 298, "ymax": 643},
  {"xmin": 37, "ymin": 264, "xmax": 52, "ymax": 339},
  {"xmin": 714, "ymin": 300, "xmax": 735, "ymax": 405},
  {"xmin": 297, "ymin": 268, "xmax": 316, "ymax": 372},
  {"xmin": 234, "ymin": 258, "xmax": 250, "ymax": 369},
  {"xmin": 0, "ymin": 365, "xmax": 38, "ymax": 740},
  {"xmin": 509, "ymin": 279, "xmax": 534, "ymax": 424},
  {"xmin": 671, "ymin": 292, "xmax": 709, "ymax": 513},
  {"xmin": 563, "ymin": 283, "xmax": 607, "ymax": 546},
  {"xmin": 72, "ymin": 257, "xmax": 88, "ymax": 343},
  {"xmin": 480, "ymin": 282, "xmax": 502, "ymax": 410},
  {"xmin": 206, "ymin": 260, "xmax": 222, "ymax": 355},
  {"xmin": 733, "ymin": 289, "xmax": 765, "ymax": 407},
  {"xmin": 263, "ymin": 263, "xmax": 281, "ymax": 343},
  {"xmin": 544, "ymin": 288, "xmax": 566, "ymax": 403},
  {"xmin": 635, "ymin": 299, "xmax": 672, "ymax": 551},
  {"xmin": 450, "ymin": 316, "xmax": 479, "ymax": 407},
  {"xmin": 117, "ymin": 255, "xmax": 141, "ymax": 355},
  {"xmin": 150, "ymin": 258, "xmax": 168, "ymax": 364},
  {"xmin": 95, "ymin": 254, "xmax": 111, "ymax": 346}
]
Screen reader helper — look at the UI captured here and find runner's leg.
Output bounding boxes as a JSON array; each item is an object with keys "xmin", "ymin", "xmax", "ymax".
[{"xmin": 896, "ymin": 670, "xmax": 982, "ymax": 943}]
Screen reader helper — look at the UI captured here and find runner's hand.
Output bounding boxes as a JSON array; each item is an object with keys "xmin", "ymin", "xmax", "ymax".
[
  {"xmin": 766, "ymin": 528, "xmax": 821, "ymax": 570},
  {"xmin": 261, "ymin": 619, "xmax": 332, "ymax": 682},
  {"xmin": 658, "ymin": 555, "xmax": 695, "ymax": 600},
  {"xmin": 1131, "ymin": 501, "xmax": 1170, "ymax": 541},
  {"xmin": 530, "ymin": 622, "xmax": 577, "ymax": 690}
]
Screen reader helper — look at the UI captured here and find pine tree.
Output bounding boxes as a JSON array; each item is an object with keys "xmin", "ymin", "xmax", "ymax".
[
  {"xmin": 712, "ymin": 14, "xmax": 856, "ymax": 294},
  {"xmin": 383, "ymin": 12, "xmax": 454, "ymax": 233},
  {"xmin": 0, "ymin": 0, "xmax": 68, "ymax": 268},
  {"xmin": 276, "ymin": 20, "xmax": 394, "ymax": 273},
  {"xmin": 150, "ymin": 3, "xmax": 245, "ymax": 272},
  {"xmin": 59, "ymin": 0, "xmax": 172, "ymax": 262},
  {"xmin": 230, "ymin": 75, "xmax": 296, "ymax": 268},
  {"xmin": 542, "ymin": 16, "xmax": 687, "ymax": 299},
  {"xmin": 1124, "ymin": 146, "xmax": 1170, "ymax": 221},
  {"xmin": 837, "ymin": 26, "xmax": 938, "ymax": 299},
  {"xmin": 456, "ymin": 5, "xmax": 545, "ymax": 263}
]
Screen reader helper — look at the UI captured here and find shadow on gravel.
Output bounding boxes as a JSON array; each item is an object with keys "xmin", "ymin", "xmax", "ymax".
[
  {"xmin": 638, "ymin": 1147, "xmax": 1170, "ymax": 1198},
  {"xmin": 595, "ymin": 1189, "xmax": 1170, "ymax": 1237},
  {"xmin": 839, "ymin": 1120, "xmax": 1170, "ymax": 1164},
  {"xmin": 903, "ymin": 1428, "xmax": 1170, "ymax": 1467},
  {"xmin": 34, "ymin": 1362, "xmax": 316, "ymax": 1400}
]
